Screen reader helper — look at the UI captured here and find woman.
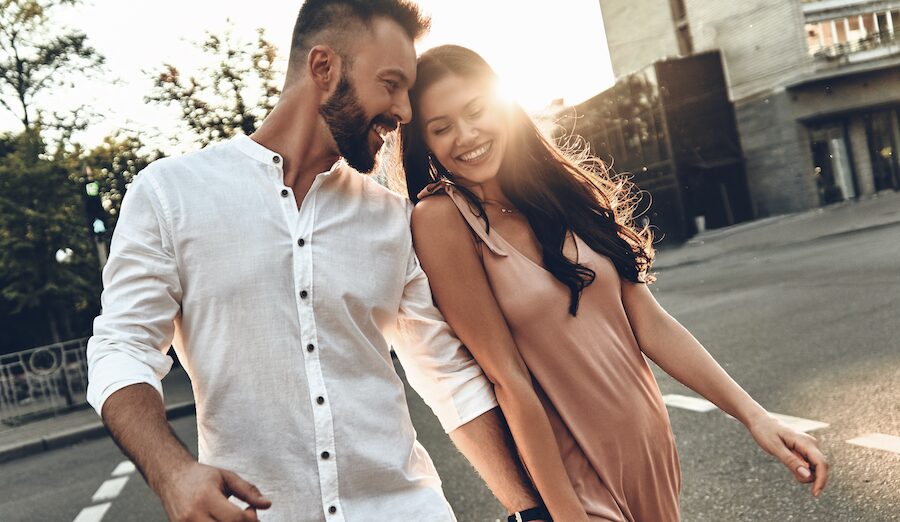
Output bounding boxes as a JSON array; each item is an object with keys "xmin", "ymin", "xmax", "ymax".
[{"xmin": 397, "ymin": 45, "xmax": 828, "ymax": 521}]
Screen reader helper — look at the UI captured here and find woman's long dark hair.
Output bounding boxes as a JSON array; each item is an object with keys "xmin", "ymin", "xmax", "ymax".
[{"xmin": 397, "ymin": 45, "xmax": 655, "ymax": 315}]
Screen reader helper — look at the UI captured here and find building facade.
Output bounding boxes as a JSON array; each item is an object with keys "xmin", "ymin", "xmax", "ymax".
[
  {"xmin": 556, "ymin": 51, "xmax": 753, "ymax": 242},
  {"xmin": 598, "ymin": 0, "xmax": 900, "ymax": 219}
]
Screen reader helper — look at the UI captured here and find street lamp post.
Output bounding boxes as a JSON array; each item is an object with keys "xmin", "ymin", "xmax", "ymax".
[{"xmin": 82, "ymin": 173, "xmax": 109, "ymax": 270}]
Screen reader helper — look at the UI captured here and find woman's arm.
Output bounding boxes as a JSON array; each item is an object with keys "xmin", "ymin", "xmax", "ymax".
[
  {"xmin": 412, "ymin": 196, "xmax": 589, "ymax": 522},
  {"xmin": 621, "ymin": 280, "xmax": 829, "ymax": 496}
]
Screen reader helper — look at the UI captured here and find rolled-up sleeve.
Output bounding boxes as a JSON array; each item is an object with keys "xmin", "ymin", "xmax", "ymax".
[
  {"xmin": 86, "ymin": 170, "xmax": 181, "ymax": 416},
  {"xmin": 387, "ymin": 242, "xmax": 498, "ymax": 433}
]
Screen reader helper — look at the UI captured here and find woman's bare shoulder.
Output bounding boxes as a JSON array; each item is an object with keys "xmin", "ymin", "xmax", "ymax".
[{"xmin": 411, "ymin": 194, "xmax": 476, "ymax": 253}]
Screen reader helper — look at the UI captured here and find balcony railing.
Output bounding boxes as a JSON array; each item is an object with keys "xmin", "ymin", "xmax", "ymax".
[{"xmin": 813, "ymin": 29, "xmax": 900, "ymax": 63}]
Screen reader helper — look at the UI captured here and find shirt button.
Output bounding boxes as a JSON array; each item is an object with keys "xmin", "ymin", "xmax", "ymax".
[
  {"xmin": 297, "ymin": 238, "xmax": 305, "ymax": 247},
  {"xmin": 321, "ymin": 451, "xmax": 330, "ymax": 459},
  {"xmin": 273, "ymin": 155, "xmax": 281, "ymax": 164},
  {"xmin": 280, "ymin": 189, "xmax": 289, "ymax": 197},
  {"xmin": 316, "ymin": 396, "xmax": 325, "ymax": 405},
  {"xmin": 307, "ymin": 343, "xmax": 315, "ymax": 352},
  {"xmin": 329, "ymin": 506, "xmax": 337, "ymax": 514},
  {"xmin": 300, "ymin": 290, "xmax": 309, "ymax": 299}
]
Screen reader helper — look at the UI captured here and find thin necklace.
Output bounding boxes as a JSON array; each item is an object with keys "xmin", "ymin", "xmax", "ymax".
[{"xmin": 482, "ymin": 199, "xmax": 517, "ymax": 214}]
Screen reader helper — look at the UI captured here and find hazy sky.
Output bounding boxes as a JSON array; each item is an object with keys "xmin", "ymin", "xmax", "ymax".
[{"xmin": 1, "ymin": 0, "xmax": 614, "ymax": 151}]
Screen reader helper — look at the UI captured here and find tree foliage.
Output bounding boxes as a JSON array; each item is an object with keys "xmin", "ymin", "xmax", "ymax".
[
  {"xmin": 75, "ymin": 133, "xmax": 163, "ymax": 234},
  {"xmin": 0, "ymin": 130, "xmax": 100, "ymax": 343},
  {"xmin": 0, "ymin": 0, "xmax": 105, "ymax": 132},
  {"xmin": 146, "ymin": 26, "xmax": 281, "ymax": 147}
]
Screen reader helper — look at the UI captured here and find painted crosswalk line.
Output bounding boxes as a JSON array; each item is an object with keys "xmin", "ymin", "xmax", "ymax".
[
  {"xmin": 768, "ymin": 413, "xmax": 830, "ymax": 433},
  {"xmin": 662, "ymin": 394, "xmax": 718, "ymax": 412},
  {"xmin": 663, "ymin": 394, "xmax": 829, "ymax": 434},
  {"xmin": 847, "ymin": 433, "xmax": 900, "ymax": 454},
  {"xmin": 91, "ymin": 476, "xmax": 130, "ymax": 503},
  {"xmin": 110, "ymin": 460, "xmax": 136, "ymax": 477},
  {"xmin": 72, "ymin": 502, "xmax": 111, "ymax": 522}
]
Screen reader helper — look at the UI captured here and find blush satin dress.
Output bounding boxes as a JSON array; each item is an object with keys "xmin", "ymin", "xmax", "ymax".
[{"xmin": 419, "ymin": 182, "xmax": 681, "ymax": 522}]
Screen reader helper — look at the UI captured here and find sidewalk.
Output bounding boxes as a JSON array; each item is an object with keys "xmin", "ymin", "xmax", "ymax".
[
  {"xmin": 0, "ymin": 366, "xmax": 195, "ymax": 463},
  {"xmin": 654, "ymin": 190, "xmax": 900, "ymax": 270}
]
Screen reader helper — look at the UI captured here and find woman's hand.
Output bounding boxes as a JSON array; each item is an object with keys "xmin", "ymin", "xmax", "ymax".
[{"xmin": 747, "ymin": 415, "xmax": 829, "ymax": 496}]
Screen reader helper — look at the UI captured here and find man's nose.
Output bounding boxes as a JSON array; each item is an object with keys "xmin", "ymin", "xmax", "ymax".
[{"xmin": 393, "ymin": 93, "xmax": 413, "ymax": 125}]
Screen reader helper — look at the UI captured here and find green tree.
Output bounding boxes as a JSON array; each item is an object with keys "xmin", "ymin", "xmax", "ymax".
[
  {"xmin": 74, "ymin": 132, "xmax": 163, "ymax": 235},
  {"xmin": 146, "ymin": 26, "xmax": 281, "ymax": 147},
  {"xmin": 0, "ymin": 0, "xmax": 105, "ymax": 133},
  {"xmin": 0, "ymin": 130, "xmax": 100, "ymax": 348}
]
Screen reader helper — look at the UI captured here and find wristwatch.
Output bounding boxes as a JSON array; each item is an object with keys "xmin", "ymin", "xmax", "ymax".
[{"xmin": 507, "ymin": 506, "xmax": 551, "ymax": 522}]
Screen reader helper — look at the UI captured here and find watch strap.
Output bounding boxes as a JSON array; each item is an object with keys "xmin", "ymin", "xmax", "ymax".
[{"xmin": 507, "ymin": 506, "xmax": 551, "ymax": 522}]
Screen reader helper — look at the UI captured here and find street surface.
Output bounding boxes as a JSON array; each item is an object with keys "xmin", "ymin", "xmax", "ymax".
[{"xmin": 0, "ymin": 214, "xmax": 897, "ymax": 522}]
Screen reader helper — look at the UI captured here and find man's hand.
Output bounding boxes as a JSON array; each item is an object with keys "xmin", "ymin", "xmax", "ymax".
[
  {"xmin": 100, "ymin": 385, "xmax": 272, "ymax": 521},
  {"xmin": 158, "ymin": 461, "xmax": 272, "ymax": 522}
]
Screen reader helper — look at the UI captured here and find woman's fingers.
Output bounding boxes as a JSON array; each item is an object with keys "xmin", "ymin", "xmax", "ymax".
[
  {"xmin": 780, "ymin": 430, "xmax": 829, "ymax": 496},
  {"xmin": 795, "ymin": 437, "xmax": 829, "ymax": 496},
  {"xmin": 789, "ymin": 449, "xmax": 814, "ymax": 483},
  {"xmin": 771, "ymin": 438, "xmax": 813, "ymax": 482}
]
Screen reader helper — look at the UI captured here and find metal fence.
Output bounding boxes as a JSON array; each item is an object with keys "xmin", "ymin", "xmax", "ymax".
[
  {"xmin": 0, "ymin": 338, "xmax": 90, "ymax": 428},
  {"xmin": 814, "ymin": 29, "xmax": 900, "ymax": 61}
]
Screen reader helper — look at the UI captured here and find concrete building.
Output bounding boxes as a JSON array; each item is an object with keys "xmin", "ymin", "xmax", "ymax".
[
  {"xmin": 556, "ymin": 51, "xmax": 754, "ymax": 242},
  {"xmin": 598, "ymin": 0, "xmax": 900, "ymax": 218}
]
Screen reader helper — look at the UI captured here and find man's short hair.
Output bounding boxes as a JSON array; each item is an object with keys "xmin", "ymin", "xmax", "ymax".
[{"xmin": 288, "ymin": 0, "xmax": 430, "ymax": 74}]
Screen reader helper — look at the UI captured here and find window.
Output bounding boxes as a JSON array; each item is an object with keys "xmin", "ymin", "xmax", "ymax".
[
  {"xmin": 866, "ymin": 109, "xmax": 900, "ymax": 191},
  {"xmin": 806, "ymin": 10, "xmax": 900, "ymax": 56}
]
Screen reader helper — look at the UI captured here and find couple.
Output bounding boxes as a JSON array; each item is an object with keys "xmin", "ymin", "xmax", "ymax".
[{"xmin": 86, "ymin": 1, "xmax": 828, "ymax": 521}]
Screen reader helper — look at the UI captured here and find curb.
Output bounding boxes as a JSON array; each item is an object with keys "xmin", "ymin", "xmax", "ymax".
[
  {"xmin": 0, "ymin": 400, "xmax": 196, "ymax": 464},
  {"xmin": 654, "ymin": 216, "xmax": 900, "ymax": 271}
]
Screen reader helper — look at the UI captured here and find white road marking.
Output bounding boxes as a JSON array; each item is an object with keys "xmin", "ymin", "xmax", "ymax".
[
  {"xmin": 768, "ymin": 413, "xmax": 830, "ymax": 433},
  {"xmin": 663, "ymin": 394, "xmax": 830, "ymax": 434},
  {"xmin": 72, "ymin": 502, "xmax": 111, "ymax": 522},
  {"xmin": 91, "ymin": 476, "xmax": 130, "ymax": 503},
  {"xmin": 662, "ymin": 394, "xmax": 718, "ymax": 412},
  {"xmin": 110, "ymin": 460, "xmax": 136, "ymax": 477},
  {"xmin": 847, "ymin": 433, "xmax": 900, "ymax": 454}
]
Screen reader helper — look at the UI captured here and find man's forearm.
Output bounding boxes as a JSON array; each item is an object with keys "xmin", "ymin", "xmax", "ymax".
[
  {"xmin": 448, "ymin": 407, "xmax": 540, "ymax": 513},
  {"xmin": 100, "ymin": 383, "xmax": 196, "ymax": 494}
]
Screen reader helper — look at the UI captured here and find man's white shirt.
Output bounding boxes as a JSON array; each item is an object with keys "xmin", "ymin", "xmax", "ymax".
[{"xmin": 86, "ymin": 134, "xmax": 498, "ymax": 521}]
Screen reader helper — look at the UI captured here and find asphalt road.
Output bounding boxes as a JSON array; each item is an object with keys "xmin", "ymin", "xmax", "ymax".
[{"xmin": 0, "ymin": 220, "xmax": 897, "ymax": 522}]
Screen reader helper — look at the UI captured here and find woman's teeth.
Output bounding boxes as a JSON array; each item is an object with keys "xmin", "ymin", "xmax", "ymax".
[{"xmin": 458, "ymin": 141, "xmax": 492, "ymax": 162}]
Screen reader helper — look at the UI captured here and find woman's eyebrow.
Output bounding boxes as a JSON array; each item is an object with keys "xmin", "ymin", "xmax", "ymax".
[{"xmin": 425, "ymin": 97, "xmax": 485, "ymax": 126}]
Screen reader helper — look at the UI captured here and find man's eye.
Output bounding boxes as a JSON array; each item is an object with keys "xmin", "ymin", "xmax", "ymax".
[{"xmin": 385, "ymin": 80, "xmax": 399, "ymax": 92}]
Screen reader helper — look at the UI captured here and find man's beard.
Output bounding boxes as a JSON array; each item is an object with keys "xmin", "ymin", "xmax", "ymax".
[{"xmin": 319, "ymin": 74, "xmax": 384, "ymax": 174}]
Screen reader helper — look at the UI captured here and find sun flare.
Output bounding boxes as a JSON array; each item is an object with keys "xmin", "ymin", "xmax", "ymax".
[{"xmin": 415, "ymin": 1, "xmax": 614, "ymax": 113}]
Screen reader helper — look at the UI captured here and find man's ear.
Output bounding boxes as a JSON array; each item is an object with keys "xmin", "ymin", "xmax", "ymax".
[{"xmin": 308, "ymin": 45, "xmax": 340, "ymax": 91}]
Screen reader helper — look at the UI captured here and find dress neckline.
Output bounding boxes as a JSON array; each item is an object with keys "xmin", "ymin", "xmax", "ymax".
[{"xmin": 488, "ymin": 225, "xmax": 582, "ymax": 274}]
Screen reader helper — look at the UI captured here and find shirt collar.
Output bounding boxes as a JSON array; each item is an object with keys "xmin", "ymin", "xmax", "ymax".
[
  {"xmin": 231, "ymin": 133, "xmax": 282, "ymax": 166},
  {"xmin": 231, "ymin": 134, "xmax": 344, "ymax": 177}
]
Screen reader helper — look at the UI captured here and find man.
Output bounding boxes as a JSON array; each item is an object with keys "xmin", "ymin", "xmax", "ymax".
[{"xmin": 87, "ymin": 1, "xmax": 548, "ymax": 521}]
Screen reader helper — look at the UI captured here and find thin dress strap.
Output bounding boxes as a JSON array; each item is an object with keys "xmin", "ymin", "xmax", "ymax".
[{"xmin": 417, "ymin": 181, "xmax": 508, "ymax": 257}]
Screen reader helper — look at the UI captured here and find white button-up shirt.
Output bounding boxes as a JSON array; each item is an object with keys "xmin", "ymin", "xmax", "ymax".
[{"xmin": 86, "ymin": 135, "xmax": 498, "ymax": 521}]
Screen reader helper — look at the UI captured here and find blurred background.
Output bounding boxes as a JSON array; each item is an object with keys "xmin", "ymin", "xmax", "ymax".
[{"xmin": 0, "ymin": 1, "xmax": 897, "ymax": 521}]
